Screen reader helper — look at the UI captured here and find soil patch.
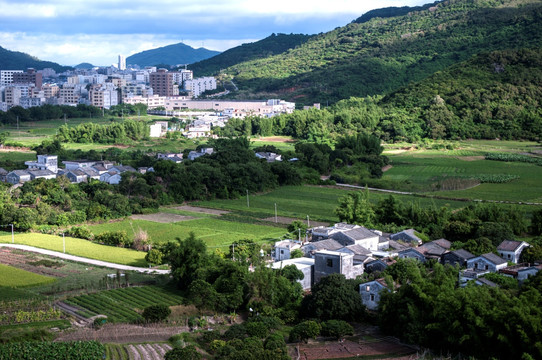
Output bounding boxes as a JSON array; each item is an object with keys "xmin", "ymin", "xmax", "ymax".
[
  {"xmin": 173, "ymin": 205, "xmax": 230, "ymax": 216},
  {"xmin": 131, "ymin": 213, "xmax": 195, "ymax": 223},
  {"xmin": 252, "ymin": 136, "xmax": 295, "ymax": 143},
  {"xmin": 382, "ymin": 165, "xmax": 393, "ymax": 172},
  {"xmin": 296, "ymin": 338, "xmax": 416, "ymax": 360},
  {"xmin": 0, "ymin": 248, "xmax": 66, "ymax": 278},
  {"xmin": 56, "ymin": 323, "xmax": 188, "ymax": 343},
  {"xmin": 0, "ymin": 146, "xmax": 32, "ymax": 152},
  {"xmin": 457, "ymin": 156, "xmax": 485, "ymax": 161},
  {"xmin": 262, "ymin": 216, "xmax": 329, "ymax": 227}
]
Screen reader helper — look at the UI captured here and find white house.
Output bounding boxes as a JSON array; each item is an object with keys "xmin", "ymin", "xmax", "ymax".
[
  {"xmin": 497, "ymin": 240, "xmax": 530, "ymax": 264},
  {"xmin": 273, "ymin": 240, "xmax": 301, "ymax": 261},
  {"xmin": 466, "ymin": 253, "xmax": 508, "ymax": 273}
]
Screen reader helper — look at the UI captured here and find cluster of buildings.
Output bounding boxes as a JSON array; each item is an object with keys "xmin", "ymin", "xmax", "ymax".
[
  {"xmin": 0, "ymin": 155, "xmax": 140, "ymax": 185},
  {"xmin": 0, "ymin": 56, "xmax": 218, "ymax": 111},
  {"xmin": 271, "ymin": 223, "xmax": 540, "ymax": 310},
  {"xmin": 0, "ymin": 60, "xmax": 296, "ymax": 120}
]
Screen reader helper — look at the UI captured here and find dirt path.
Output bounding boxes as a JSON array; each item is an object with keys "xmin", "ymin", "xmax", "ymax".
[
  {"xmin": 0, "ymin": 244, "xmax": 169, "ymax": 274},
  {"xmin": 131, "ymin": 213, "xmax": 195, "ymax": 223},
  {"xmin": 173, "ymin": 205, "xmax": 230, "ymax": 215},
  {"xmin": 261, "ymin": 216, "xmax": 329, "ymax": 227}
]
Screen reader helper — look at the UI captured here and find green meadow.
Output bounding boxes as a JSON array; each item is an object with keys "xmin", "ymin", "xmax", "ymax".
[
  {"xmin": 0, "ymin": 233, "xmax": 146, "ymax": 266},
  {"xmin": 88, "ymin": 217, "xmax": 287, "ymax": 250},
  {"xmin": 0, "ymin": 264, "xmax": 55, "ymax": 288}
]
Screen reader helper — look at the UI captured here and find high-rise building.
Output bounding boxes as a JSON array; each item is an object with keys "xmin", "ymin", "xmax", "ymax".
[
  {"xmin": 0, "ymin": 70, "xmax": 23, "ymax": 86},
  {"xmin": 149, "ymin": 69, "xmax": 179, "ymax": 97},
  {"xmin": 12, "ymin": 68, "xmax": 43, "ymax": 89},
  {"xmin": 118, "ymin": 55, "xmax": 126, "ymax": 71}
]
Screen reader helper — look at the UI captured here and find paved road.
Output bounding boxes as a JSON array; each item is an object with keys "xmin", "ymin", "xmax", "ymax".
[{"xmin": 0, "ymin": 244, "xmax": 170, "ymax": 274}]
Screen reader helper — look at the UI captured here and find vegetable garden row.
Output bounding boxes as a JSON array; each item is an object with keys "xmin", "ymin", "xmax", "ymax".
[{"xmin": 64, "ymin": 286, "xmax": 184, "ymax": 323}]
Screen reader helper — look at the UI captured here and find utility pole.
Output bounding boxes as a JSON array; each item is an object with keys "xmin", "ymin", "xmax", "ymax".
[
  {"xmin": 307, "ymin": 215, "xmax": 310, "ymax": 228},
  {"xmin": 64, "ymin": 114, "xmax": 67, "ymax": 124},
  {"xmin": 275, "ymin": 203, "xmax": 277, "ymax": 223},
  {"xmin": 246, "ymin": 190, "xmax": 249, "ymax": 208},
  {"xmin": 63, "ymin": 233, "xmax": 65, "ymax": 253},
  {"xmin": 10, "ymin": 224, "xmax": 14, "ymax": 244}
]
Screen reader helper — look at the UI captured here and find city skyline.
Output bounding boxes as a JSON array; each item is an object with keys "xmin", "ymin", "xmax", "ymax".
[{"xmin": 0, "ymin": 0, "xmax": 429, "ymax": 66}]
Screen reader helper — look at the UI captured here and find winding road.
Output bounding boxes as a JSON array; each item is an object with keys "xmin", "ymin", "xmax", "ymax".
[{"xmin": 0, "ymin": 244, "xmax": 170, "ymax": 274}]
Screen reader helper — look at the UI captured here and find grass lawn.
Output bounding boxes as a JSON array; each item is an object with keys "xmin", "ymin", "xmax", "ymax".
[
  {"xmin": 88, "ymin": 218, "xmax": 287, "ymax": 250},
  {"xmin": 0, "ymin": 264, "xmax": 55, "ymax": 288},
  {"xmin": 0, "ymin": 233, "xmax": 147, "ymax": 267}
]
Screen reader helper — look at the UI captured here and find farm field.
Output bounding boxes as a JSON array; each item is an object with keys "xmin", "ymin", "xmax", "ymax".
[
  {"xmin": 197, "ymin": 185, "xmax": 473, "ymax": 223},
  {"xmin": 89, "ymin": 217, "xmax": 287, "ymax": 250},
  {"xmin": 0, "ymin": 263, "xmax": 55, "ymax": 288},
  {"xmin": 64, "ymin": 285, "xmax": 184, "ymax": 323},
  {"xmin": 0, "ymin": 233, "xmax": 147, "ymax": 266},
  {"xmin": 106, "ymin": 343, "xmax": 173, "ymax": 360},
  {"xmin": 384, "ymin": 152, "xmax": 542, "ymax": 202}
]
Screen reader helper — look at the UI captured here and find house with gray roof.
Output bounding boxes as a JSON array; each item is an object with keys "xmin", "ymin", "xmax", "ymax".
[
  {"xmin": 360, "ymin": 278, "xmax": 396, "ymax": 311},
  {"xmin": 313, "ymin": 250, "xmax": 364, "ymax": 283},
  {"xmin": 497, "ymin": 240, "xmax": 530, "ymax": 264},
  {"xmin": 0, "ymin": 167, "xmax": 8, "ymax": 182},
  {"xmin": 441, "ymin": 249, "xmax": 475, "ymax": 268},
  {"xmin": 467, "ymin": 253, "xmax": 508, "ymax": 273},
  {"xmin": 330, "ymin": 227, "xmax": 380, "ymax": 251},
  {"xmin": 274, "ymin": 239, "xmax": 301, "ymax": 261},
  {"xmin": 398, "ymin": 248, "xmax": 427, "ymax": 263},
  {"xmin": 301, "ymin": 239, "xmax": 344, "ymax": 257},
  {"xmin": 365, "ymin": 258, "xmax": 396, "ymax": 273},
  {"xmin": 255, "ymin": 152, "xmax": 282, "ymax": 162},
  {"xmin": 65, "ymin": 169, "xmax": 88, "ymax": 183},
  {"xmin": 6, "ymin": 170, "xmax": 31, "ymax": 184},
  {"xmin": 390, "ymin": 229, "xmax": 423, "ymax": 246},
  {"xmin": 28, "ymin": 169, "xmax": 56, "ymax": 180}
]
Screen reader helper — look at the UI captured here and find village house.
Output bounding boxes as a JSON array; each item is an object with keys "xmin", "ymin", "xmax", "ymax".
[
  {"xmin": 359, "ymin": 278, "xmax": 395, "ymax": 311},
  {"xmin": 390, "ymin": 229, "xmax": 423, "ymax": 246},
  {"xmin": 441, "ymin": 249, "xmax": 475, "ymax": 267},
  {"xmin": 271, "ymin": 257, "xmax": 314, "ymax": 290},
  {"xmin": 497, "ymin": 240, "xmax": 530, "ymax": 264},
  {"xmin": 255, "ymin": 152, "xmax": 282, "ymax": 162},
  {"xmin": 0, "ymin": 167, "xmax": 8, "ymax": 182},
  {"xmin": 466, "ymin": 253, "xmax": 508, "ymax": 273},
  {"xmin": 499, "ymin": 263, "xmax": 542, "ymax": 282},
  {"xmin": 313, "ymin": 250, "xmax": 364, "ymax": 284},
  {"xmin": 6, "ymin": 170, "xmax": 31, "ymax": 184},
  {"xmin": 273, "ymin": 239, "xmax": 301, "ymax": 261}
]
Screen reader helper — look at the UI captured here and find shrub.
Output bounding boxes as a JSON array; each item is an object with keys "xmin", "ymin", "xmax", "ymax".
[
  {"xmin": 165, "ymin": 345, "xmax": 202, "ymax": 360},
  {"xmin": 321, "ymin": 320, "xmax": 354, "ymax": 339},
  {"xmin": 65, "ymin": 226, "xmax": 93, "ymax": 240},
  {"xmin": 288, "ymin": 320, "xmax": 321, "ymax": 343},
  {"xmin": 132, "ymin": 227, "xmax": 151, "ymax": 251},
  {"xmin": 245, "ymin": 321, "xmax": 269, "ymax": 338},
  {"xmin": 142, "ymin": 304, "xmax": 171, "ymax": 323},
  {"xmin": 145, "ymin": 249, "xmax": 164, "ymax": 265},
  {"xmin": 224, "ymin": 324, "xmax": 246, "ymax": 340},
  {"xmin": 94, "ymin": 230, "xmax": 132, "ymax": 248}
]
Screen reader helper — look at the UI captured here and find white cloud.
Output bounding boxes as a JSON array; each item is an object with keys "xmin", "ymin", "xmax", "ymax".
[{"xmin": 0, "ymin": 32, "xmax": 255, "ymax": 65}]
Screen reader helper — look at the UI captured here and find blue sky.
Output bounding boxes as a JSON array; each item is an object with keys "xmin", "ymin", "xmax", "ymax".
[{"xmin": 0, "ymin": 0, "xmax": 430, "ymax": 66}]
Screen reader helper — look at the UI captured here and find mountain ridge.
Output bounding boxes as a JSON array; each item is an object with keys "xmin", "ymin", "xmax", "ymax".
[
  {"xmin": 0, "ymin": 46, "xmax": 72, "ymax": 72},
  {"xmin": 127, "ymin": 42, "xmax": 220, "ymax": 67}
]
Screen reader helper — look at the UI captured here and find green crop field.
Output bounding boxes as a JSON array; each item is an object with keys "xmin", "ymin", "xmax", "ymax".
[
  {"xmin": 384, "ymin": 152, "xmax": 542, "ymax": 202},
  {"xmin": 197, "ymin": 185, "xmax": 472, "ymax": 223},
  {"xmin": 64, "ymin": 285, "xmax": 184, "ymax": 323},
  {"xmin": 0, "ymin": 264, "xmax": 55, "ymax": 288},
  {"xmin": 0, "ymin": 233, "xmax": 147, "ymax": 267},
  {"xmin": 89, "ymin": 217, "xmax": 286, "ymax": 249}
]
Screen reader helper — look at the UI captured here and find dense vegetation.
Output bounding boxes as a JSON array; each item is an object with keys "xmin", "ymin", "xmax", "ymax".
[
  {"xmin": 220, "ymin": 0, "xmax": 542, "ymax": 105},
  {"xmin": 0, "ymin": 45, "xmax": 71, "ymax": 72},
  {"xmin": 379, "ymin": 259, "xmax": 542, "ymax": 359},
  {"xmin": 188, "ymin": 33, "xmax": 313, "ymax": 76},
  {"xmin": 0, "ymin": 104, "xmax": 103, "ymax": 125},
  {"xmin": 217, "ymin": 47, "xmax": 542, "ymax": 141},
  {"xmin": 0, "ymin": 341, "xmax": 104, "ymax": 360},
  {"xmin": 55, "ymin": 119, "xmax": 149, "ymax": 144},
  {"xmin": 335, "ymin": 190, "xmax": 538, "ymax": 255}
]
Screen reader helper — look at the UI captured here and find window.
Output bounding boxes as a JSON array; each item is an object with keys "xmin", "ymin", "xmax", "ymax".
[
  {"xmin": 370, "ymin": 294, "xmax": 375, "ymax": 301},
  {"xmin": 327, "ymin": 259, "xmax": 333, "ymax": 267},
  {"xmin": 507, "ymin": 254, "xmax": 511, "ymax": 259},
  {"xmin": 280, "ymin": 250, "xmax": 284, "ymax": 254},
  {"xmin": 485, "ymin": 265, "xmax": 489, "ymax": 270},
  {"xmin": 365, "ymin": 285, "xmax": 370, "ymax": 292}
]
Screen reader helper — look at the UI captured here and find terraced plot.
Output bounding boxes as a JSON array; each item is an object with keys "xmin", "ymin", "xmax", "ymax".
[{"xmin": 64, "ymin": 286, "xmax": 184, "ymax": 323}]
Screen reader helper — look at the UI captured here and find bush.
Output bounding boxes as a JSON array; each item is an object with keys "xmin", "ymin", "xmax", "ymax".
[
  {"xmin": 94, "ymin": 230, "xmax": 132, "ymax": 248},
  {"xmin": 165, "ymin": 345, "xmax": 202, "ymax": 360},
  {"xmin": 223, "ymin": 324, "xmax": 246, "ymax": 340},
  {"xmin": 65, "ymin": 226, "xmax": 93, "ymax": 240},
  {"xmin": 321, "ymin": 320, "xmax": 354, "ymax": 339},
  {"xmin": 145, "ymin": 249, "xmax": 164, "ymax": 265},
  {"xmin": 288, "ymin": 320, "xmax": 321, "ymax": 343},
  {"xmin": 245, "ymin": 321, "xmax": 269, "ymax": 338},
  {"xmin": 142, "ymin": 304, "xmax": 171, "ymax": 323}
]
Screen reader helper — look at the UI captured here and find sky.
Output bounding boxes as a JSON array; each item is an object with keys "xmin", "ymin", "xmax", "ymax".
[{"xmin": 0, "ymin": 0, "xmax": 430, "ymax": 66}]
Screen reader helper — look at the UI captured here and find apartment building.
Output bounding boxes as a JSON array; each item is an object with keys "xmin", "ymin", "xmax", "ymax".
[
  {"xmin": 89, "ymin": 83, "xmax": 119, "ymax": 109},
  {"xmin": 149, "ymin": 69, "xmax": 179, "ymax": 97},
  {"xmin": 0, "ymin": 70, "xmax": 23, "ymax": 86},
  {"xmin": 13, "ymin": 68, "xmax": 42, "ymax": 89},
  {"xmin": 184, "ymin": 77, "xmax": 216, "ymax": 98}
]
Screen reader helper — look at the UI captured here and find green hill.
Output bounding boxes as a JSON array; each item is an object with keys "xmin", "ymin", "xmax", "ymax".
[
  {"xmin": 127, "ymin": 42, "xmax": 220, "ymax": 67},
  {"xmin": 0, "ymin": 46, "xmax": 71, "ymax": 72},
  {"xmin": 352, "ymin": 1, "xmax": 441, "ymax": 24},
  {"xmin": 188, "ymin": 33, "xmax": 313, "ymax": 76},
  {"xmin": 220, "ymin": 0, "xmax": 542, "ymax": 105}
]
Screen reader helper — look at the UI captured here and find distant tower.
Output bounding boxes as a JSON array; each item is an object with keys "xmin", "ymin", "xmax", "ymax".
[{"xmin": 118, "ymin": 55, "xmax": 126, "ymax": 71}]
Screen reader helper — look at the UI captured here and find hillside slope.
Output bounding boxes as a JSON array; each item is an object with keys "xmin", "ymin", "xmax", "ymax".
[
  {"xmin": 223, "ymin": 0, "xmax": 542, "ymax": 105},
  {"xmin": 127, "ymin": 42, "xmax": 220, "ymax": 67},
  {"xmin": 188, "ymin": 33, "xmax": 313, "ymax": 76},
  {"xmin": 0, "ymin": 46, "xmax": 71, "ymax": 72}
]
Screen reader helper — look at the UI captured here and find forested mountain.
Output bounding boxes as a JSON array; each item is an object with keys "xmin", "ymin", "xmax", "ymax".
[
  {"xmin": 0, "ymin": 46, "xmax": 71, "ymax": 72},
  {"xmin": 188, "ymin": 33, "xmax": 313, "ymax": 76},
  {"xmin": 352, "ymin": 1, "xmax": 441, "ymax": 24},
  {"xmin": 219, "ymin": 0, "xmax": 542, "ymax": 105},
  {"xmin": 126, "ymin": 42, "xmax": 220, "ymax": 67}
]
